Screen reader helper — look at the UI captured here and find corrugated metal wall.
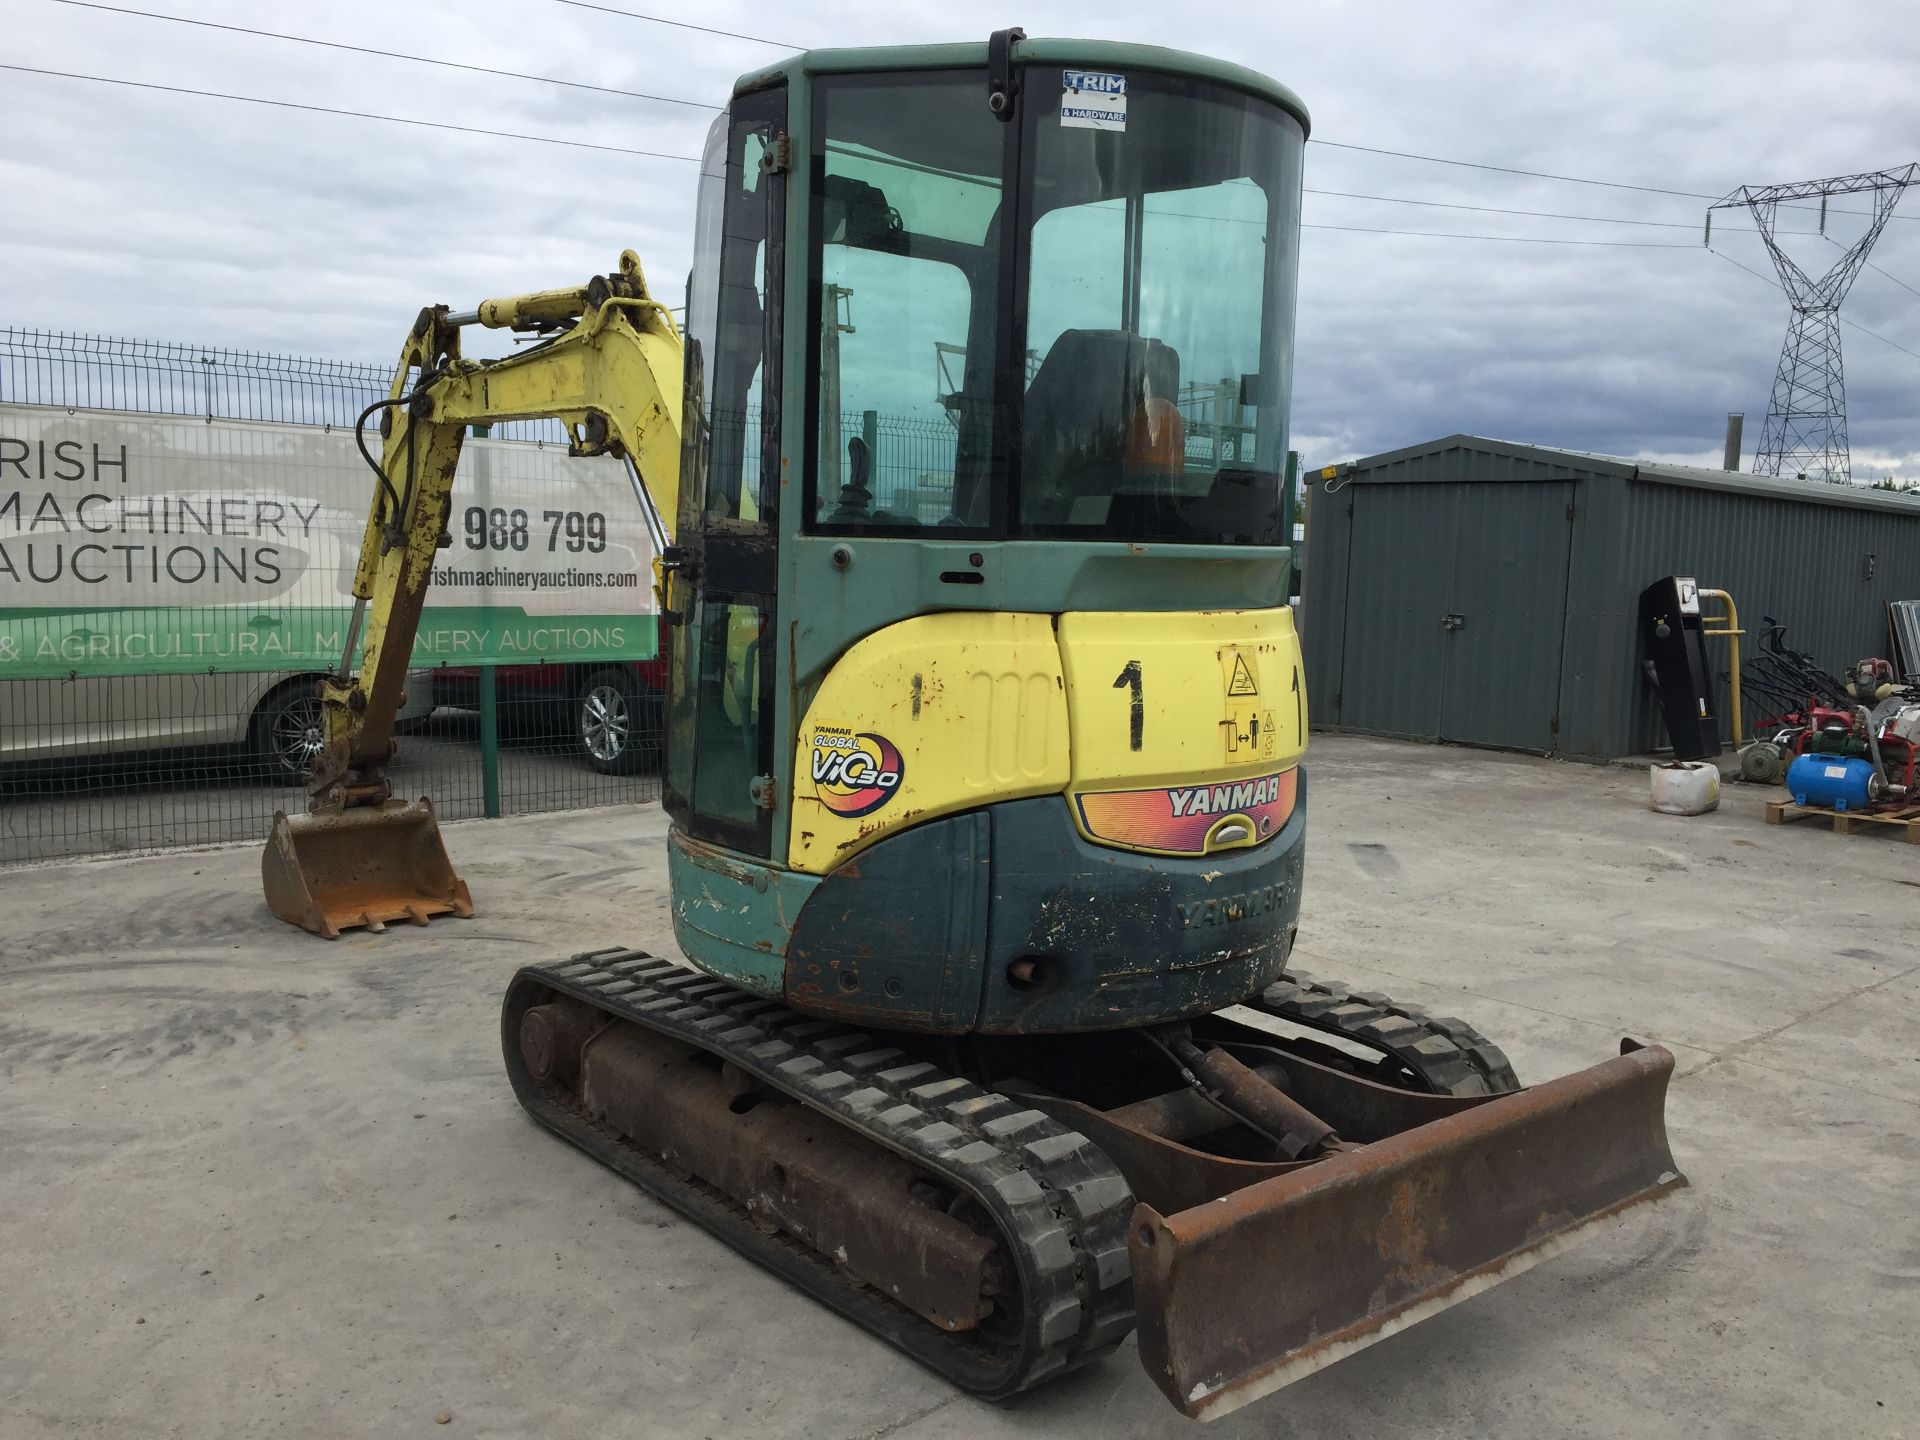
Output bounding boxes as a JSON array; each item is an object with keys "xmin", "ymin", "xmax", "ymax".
[
  {"xmin": 1605, "ymin": 480, "xmax": 1920, "ymax": 752},
  {"xmin": 1300, "ymin": 475, "xmax": 1353, "ymax": 729},
  {"xmin": 1303, "ymin": 437, "xmax": 1920, "ymax": 759}
]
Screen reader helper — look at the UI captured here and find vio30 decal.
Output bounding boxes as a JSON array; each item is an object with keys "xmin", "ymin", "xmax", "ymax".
[{"xmin": 810, "ymin": 728, "xmax": 905, "ymax": 818}]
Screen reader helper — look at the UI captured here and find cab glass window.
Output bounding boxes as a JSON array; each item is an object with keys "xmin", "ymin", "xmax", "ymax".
[
  {"xmin": 1017, "ymin": 74, "xmax": 1302, "ymax": 543},
  {"xmin": 808, "ymin": 75, "xmax": 1005, "ymax": 531}
]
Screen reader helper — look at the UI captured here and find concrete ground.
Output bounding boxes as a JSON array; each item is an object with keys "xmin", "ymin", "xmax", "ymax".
[{"xmin": 2, "ymin": 734, "xmax": 1916, "ymax": 1439}]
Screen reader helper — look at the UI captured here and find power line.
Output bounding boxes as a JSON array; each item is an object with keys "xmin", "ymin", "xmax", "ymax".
[
  {"xmin": 47, "ymin": 0, "xmax": 723, "ymax": 110},
  {"xmin": 0, "ymin": 63, "xmax": 701, "ymax": 161},
  {"xmin": 1834, "ymin": 313, "xmax": 1916, "ymax": 365},
  {"xmin": 1707, "ymin": 248, "xmax": 1781, "ymax": 287},
  {"xmin": 1066, "ymin": 199, "xmax": 1702, "ymax": 242},
  {"xmin": 1824, "ymin": 234, "xmax": 1920, "ymax": 303},
  {"xmin": 0, "ymin": 70, "xmax": 1746, "ymax": 249},
  {"xmin": 1305, "ymin": 221, "xmax": 1692, "ymax": 248},
  {"xmin": 25, "ymin": 12, "xmax": 1816, "ymax": 237},
  {"xmin": 1864, "ymin": 260, "xmax": 1920, "ymax": 302},
  {"xmin": 546, "ymin": 0, "xmax": 1889, "ymax": 244},
  {"xmin": 4, "ymin": 61, "xmax": 1911, "ymax": 363},
  {"xmin": 1314, "ymin": 139, "xmax": 1913, "ymax": 225},
  {"xmin": 1309, "ymin": 186, "xmax": 1695, "ymax": 227},
  {"xmin": 0, "ymin": 71, "xmax": 1652, "ymax": 250},
  {"xmin": 6, "ymin": 60, "xmax": 1912, "ymax": 263},
  {"xmin": 36, "ymin": 0, "xmax": 1916, "ymax": 228},
  {"xmin": 1708, "ymin": 247, "xmax": 1920, "ymax": 362},
  {"xmin": 548, "ymin": 0, "xmax": 801, "ymax": 50},
  {"xmin": 1305, "ymin": 186, "xmax": 1812, "ymax": 236},
  {"xmin": 1309, "ymin": 139, "xmax": 1714, "ymax": 200}
]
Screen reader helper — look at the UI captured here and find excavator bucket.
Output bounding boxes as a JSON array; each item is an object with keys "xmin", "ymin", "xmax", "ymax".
[
  {"xmin": 1129, "ymin": 1045, "xmax": 1684, "ymax": 1421},
  {"xmin": 262, "ymin": 798, "xmax": 473, "ymax": 940}
]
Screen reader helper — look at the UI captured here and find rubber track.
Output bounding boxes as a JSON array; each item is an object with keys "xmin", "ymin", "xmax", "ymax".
[
  {"xmin": 1252, "ymin": 969, "xmax": 1522, "ymax": 1096},
  {"xmin": 505, "ymin": 949, "xmax": 1135, "ymax": 1398}
]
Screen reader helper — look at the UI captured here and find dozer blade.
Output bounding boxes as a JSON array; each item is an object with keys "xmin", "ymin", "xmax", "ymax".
[
  {"xmin": 1129, "ymin": 1044, "xmax": 1684, "ymax": 1421},
  {"xmin": 262, "ymin": 797, "xmax": 474, "ymax": 939}
]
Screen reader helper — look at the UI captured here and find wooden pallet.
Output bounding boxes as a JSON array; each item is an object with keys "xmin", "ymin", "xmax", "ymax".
[{"xmin": 1765, "ymin": 797, "xmax": 1920, "ymax": 842}]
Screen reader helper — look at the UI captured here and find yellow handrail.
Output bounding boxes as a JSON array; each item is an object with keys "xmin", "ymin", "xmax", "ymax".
[{"xmin": 1699, "ymin": 588, "xmax": 1745, "ymax": 745}]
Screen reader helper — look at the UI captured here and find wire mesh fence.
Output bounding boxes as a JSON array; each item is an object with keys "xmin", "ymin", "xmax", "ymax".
[
  {"xmin": 839, "ymin": 409, "xmax": 964, "ymax": 520},
  {"xmin": 826, "ymin": 384, "xmax": 1258, "ymax": 523},
  {"xmin": 1, "ymin": 329, "xmax": 660, "ymax": 866},
  {"xmin": 0, "ymin": 668, "xmax": 663, "ymax": 865}
]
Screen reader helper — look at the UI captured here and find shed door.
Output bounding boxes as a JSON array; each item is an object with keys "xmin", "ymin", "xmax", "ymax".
[
  {"xmin": 1337, "ymin": 483, "xmax": 1456, "ymax": 739},
  {"xmin": 1438, "ymin": 482, "xmax": 1575, "ymax": 752},
  {"xmin": 1338, "ymin": 480, "xmax": 1574, "ymax": 753}
]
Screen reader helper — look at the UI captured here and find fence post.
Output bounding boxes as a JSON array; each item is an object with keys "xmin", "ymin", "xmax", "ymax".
[{"xmin": 479, "ymin": 665, "xmax": 502, "ymax": 819}]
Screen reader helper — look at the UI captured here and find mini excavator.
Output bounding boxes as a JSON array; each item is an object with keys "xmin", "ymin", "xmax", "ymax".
[{"xmin": 262, "ymin": 33, "xmax": 1684, "ymax": 1420}]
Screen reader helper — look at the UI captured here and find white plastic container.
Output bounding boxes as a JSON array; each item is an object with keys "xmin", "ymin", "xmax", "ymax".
[{"xmin": 1650, "ymin": 760, "xmax": 1721, "ymax": 816}]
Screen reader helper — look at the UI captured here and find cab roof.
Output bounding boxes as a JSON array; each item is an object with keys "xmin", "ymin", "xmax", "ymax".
[{"xmin": 733, "ymin": 34, "xmax": 1311, "ymax": 137}]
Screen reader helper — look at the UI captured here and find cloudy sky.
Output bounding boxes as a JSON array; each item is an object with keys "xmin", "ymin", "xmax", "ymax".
[{"xmin": 4, "ymin": 0, "xmax": 1918, "ymax": 478}]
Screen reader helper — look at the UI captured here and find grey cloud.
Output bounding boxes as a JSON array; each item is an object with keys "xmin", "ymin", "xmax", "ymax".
[{"xmin": 2, "ymin": 0, "xmax": 1915, "ymax": 476}]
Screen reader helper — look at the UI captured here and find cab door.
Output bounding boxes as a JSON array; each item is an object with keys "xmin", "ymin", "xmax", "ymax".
[{"xmin": 662, "ymin": 87, "xmax": 786, "ymax": 856}]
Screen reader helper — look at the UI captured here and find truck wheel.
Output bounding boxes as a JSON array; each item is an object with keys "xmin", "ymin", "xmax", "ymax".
[
  {"xmin": 251, "ymin": 683, "xmax": 324, "ymax": 782},
  {"xmin": 576, "ymin": 668, "xmax": 658, "ymax": 776}
]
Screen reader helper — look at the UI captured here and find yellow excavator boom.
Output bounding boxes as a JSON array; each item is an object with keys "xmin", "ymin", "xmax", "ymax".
[{"xmin": 262, "ymin": 251, "xmax": 683, "ymax": 939}]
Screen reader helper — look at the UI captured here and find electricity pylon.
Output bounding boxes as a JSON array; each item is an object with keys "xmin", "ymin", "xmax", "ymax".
[{"xmin": 1708, "ymin": 164, "xmax": 1915, "ymax": 484}]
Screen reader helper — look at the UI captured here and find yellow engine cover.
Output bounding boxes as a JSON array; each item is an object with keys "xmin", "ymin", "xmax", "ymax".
[
  {"xmin": 787, "ymin": 607, "xmax": 1306, "ymax": 872},
  {"xmin": 788, "ymin": 612, "xmax": 1072, "ymax": 873},
  {"xmin": 1059, "ymin": 608, "xmax": 1305, "ymax": 856}
]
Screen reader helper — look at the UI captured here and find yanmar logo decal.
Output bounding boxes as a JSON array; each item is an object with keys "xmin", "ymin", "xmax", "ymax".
[
  {"xmin": 1167, "ymin": 774, "xmax": 1285, "ymax": 818},
  {"xmin": 809, "ymin": 727, "xmax": 904, "ymax": 818},
  {"xmin": 1076, "ymin": 769, "xmax": 1297, "ymax": 855},
  {"xmin": 1180, "ymin": 881, "xmax": 1291, "ymax": 928}
]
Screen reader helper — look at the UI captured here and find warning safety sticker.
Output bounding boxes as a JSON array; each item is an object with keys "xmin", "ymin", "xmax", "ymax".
[
  {"xmin": 1227, "ymin": 653, "xmax": 1259, "ymax": 697},
  {"xmin": 1061, "ymin": 69, "xmax": 1127, "ymax": 131}
]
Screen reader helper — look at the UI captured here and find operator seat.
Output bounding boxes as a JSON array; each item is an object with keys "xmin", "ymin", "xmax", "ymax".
[{"xmin": 1021, "ymin": 329, "xmax": 1181, "ymax": 525}]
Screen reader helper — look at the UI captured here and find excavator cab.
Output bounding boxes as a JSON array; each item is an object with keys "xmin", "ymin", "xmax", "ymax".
[
  {"xmin": 267, "ymin": 32, "xmax": 1683, "ymax": 1422},
  {"xmin": 664, "ymin": 44, "xmax": 1313, "ymax": 944}
]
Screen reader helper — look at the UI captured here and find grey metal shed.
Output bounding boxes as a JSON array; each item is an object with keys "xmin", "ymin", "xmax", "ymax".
[{"xmin": 1301, "ymin": 435, "xmax": 1920, "ymax": 760}]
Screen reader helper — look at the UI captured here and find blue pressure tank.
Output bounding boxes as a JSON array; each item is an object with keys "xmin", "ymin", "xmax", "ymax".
[{"xmin": 1786, "ymin": 753, "xmax": 1882, "ymax": 811}]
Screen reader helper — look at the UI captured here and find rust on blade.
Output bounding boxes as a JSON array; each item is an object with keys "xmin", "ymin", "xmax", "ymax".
[
  {"xmin": 1129, "ymin": 1045, "xmax": 1686, "ymax": 1421},
  {"xmin": 262, "ymin": 797, "xmax": 474, "ymax": 939}
]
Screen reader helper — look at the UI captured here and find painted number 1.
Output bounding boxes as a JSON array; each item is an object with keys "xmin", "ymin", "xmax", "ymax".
[{"xmin": 1112, "ymin": 659, "xmax": 1143, "ymax": 751}]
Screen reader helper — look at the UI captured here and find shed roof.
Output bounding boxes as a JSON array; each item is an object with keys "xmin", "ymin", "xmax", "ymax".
[{"xmin": 1339, "ymin": 434, "xmax": 1920, "ymax": 517}]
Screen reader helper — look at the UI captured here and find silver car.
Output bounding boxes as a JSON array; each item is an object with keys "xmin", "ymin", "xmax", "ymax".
[{"xmin": 0, "ymin": 668, "xmax": 435, "ymax": 779}]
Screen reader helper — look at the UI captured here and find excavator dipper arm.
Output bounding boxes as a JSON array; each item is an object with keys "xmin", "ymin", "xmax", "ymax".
[{"xmin": 262, "ymin": 250, "xmax": 683, "ymax": 939}]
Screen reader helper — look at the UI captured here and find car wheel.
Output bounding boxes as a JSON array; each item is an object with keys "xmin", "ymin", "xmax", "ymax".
[
  {"xmin": 252, "ymin": 683, "xmax": 325, "ymax": 782},
  {"xmin": 576, "ymin": 667, "xmax": 658, "ymax": 776}
]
